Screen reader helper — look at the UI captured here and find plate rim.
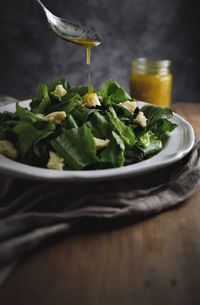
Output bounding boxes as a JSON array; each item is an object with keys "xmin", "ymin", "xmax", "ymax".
[{"xmin": 0, "ymin": 100, "xmax": 195, "ymax": 182}]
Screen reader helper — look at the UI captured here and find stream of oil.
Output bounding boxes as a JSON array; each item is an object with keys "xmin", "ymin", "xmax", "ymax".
[
  {"xmin": 64, "ymin": 37, "xmax": 99, "ymax": 93},
  {"xmin": 86, "ymin": 47, "xmax": 93, "ymax": 93}
]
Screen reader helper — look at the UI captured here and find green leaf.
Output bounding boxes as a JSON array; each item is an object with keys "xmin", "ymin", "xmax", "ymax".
[
  {"xmin": 47, "ymin": 93, "xmax": 81, "ymax": 114},
  {"xmin": 111, "ymin": 102, "xmax": 133, "ymax": 121},
  {"xmin": 16, "ymin": 102, "xmax": 46, "ymax": 123},
  {"xmin": 101, "ymin": 80, "xmax": 120, "ymax": 97},
  {"xmin": 31, "ymin": 83, "xmax": 51, "ymax": 114},
  {"xmin": 152, "ymin": 119, "xmax": 177, "ymax": 135},
  {"xmin": 89, "ymin": 112, "xmax": 111, "ymax": 138},
  {"xmin": 138, "ymin": 131, "xmax": 157, "ymax": 148},
  {"xmin": 100, "ymin": 79, "xmax": 131, "ymax": 103},
  {"xmin": 100, "ymin": 131, "xmax": 125, "ymax": 167},
  {"xmin": 71, "ymin": 104, "xmax": 96, "ymax": 125},
  {"xmin": 14, "ymin": 104, "xmax": 55, "ymax": 156},
  {"xmin": 0, "ymin": 111, "xmax": 18, "ymax": 123},
  {"xmin": 51, "ymin": 125, "xmax": 99, "ymax": 170},
  {"xmin": 112, "ymin": 131, "xmax": 125, "ymax": 150},
  {"xmin": 33, "ymin": 129, "xmax": 53, "ymax": 157},
  {"xmin": 107, "ymin": 107, "xmax": 135, "ymax": 147},
  {"xmin": 65, "ymin": 115, "xmax": 78, "ymax": 129},
  {"xmin": 14, "ymin": 122, "xmax": 42, "ymax": 155},
  {"xmin": 32, "ymin": 123, "xmax": 55, "ymax": 157},
  {"xmin": 141, "ymin": 105, "xmax": 173, "ymax": 127},
  {"xmin": 68, "ymin": 86, "xmax": 98, "ymax": 96},
  {"xmin": 109, "ymin": 88, "xmax": 131, "ymax": 104},
  {"xmin": 137, "ymin": 131, "xmax": 162, "ymax": 157}
]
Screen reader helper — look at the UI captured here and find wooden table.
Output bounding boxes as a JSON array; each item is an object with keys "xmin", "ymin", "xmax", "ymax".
[{"xmin": 0, "ymin": 103, "xmax": 200, "ymax": 305}]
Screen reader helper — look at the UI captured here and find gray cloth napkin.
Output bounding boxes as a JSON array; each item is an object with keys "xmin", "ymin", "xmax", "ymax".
[{"xmin": 0, "ymin": 138, "xmax": 200, "ymax": 285}]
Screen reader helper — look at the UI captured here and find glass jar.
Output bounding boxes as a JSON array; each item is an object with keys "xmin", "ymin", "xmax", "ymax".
[{"xmin": 130, "ymin": 58, "xmax": 173, "ymax": 107}]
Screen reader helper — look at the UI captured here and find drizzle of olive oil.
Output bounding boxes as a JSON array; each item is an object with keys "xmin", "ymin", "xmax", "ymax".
[
  {"xmin": 72, "ymin": 38, "xmax": 96, "ymax": 93},
  {"xmin": 86, "ymin": 47, "xmax": 91, "ymax": 65},
  {"xmin": 63, "ymin": 37, "xmax": 100, "ymax": 93},
  {"xmin": 67, "ymin": 37, "xmax": 97, "ymax": 68}
]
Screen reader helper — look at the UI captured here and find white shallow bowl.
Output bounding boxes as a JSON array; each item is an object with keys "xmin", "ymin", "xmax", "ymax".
[{"xmin": 0, "ymin": 100, "xmax": 195, "ymax": 182}]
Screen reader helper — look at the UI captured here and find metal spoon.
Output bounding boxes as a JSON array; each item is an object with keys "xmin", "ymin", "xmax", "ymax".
[{"xmin": 36, "ymin": 0, "xmax": 101, "ymax": 47}]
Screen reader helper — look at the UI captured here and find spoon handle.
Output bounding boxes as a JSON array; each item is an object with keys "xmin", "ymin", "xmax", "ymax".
[{"xmin": 36, "ymin": 0, "xmax": 49, "ymax": 13}]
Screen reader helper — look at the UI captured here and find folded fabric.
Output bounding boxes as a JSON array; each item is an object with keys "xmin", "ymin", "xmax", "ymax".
[{"xmin": 0, "ymin": 138, "xmax": 200, "ymax": 285}]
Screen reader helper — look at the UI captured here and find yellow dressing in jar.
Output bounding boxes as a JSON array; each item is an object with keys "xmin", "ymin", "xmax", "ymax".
[{"xmin": 130, "ymin": 59, "xmax": 172, "ymax": 107}]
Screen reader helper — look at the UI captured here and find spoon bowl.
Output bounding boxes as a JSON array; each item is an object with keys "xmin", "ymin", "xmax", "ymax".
[{"xmin": 36, "ymin": 0, "xmax": 101, "ymax": 47}]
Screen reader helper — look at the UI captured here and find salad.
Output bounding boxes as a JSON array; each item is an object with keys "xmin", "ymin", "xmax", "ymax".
[{"xmin": 0, "ymin": 79, "xmax": 177, "ymax": 170}]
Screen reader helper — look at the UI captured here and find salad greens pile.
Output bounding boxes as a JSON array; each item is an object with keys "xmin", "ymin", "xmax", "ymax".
[{"xmin": 0, "ymin": 79, "xmax": 177, "ymax": 170}]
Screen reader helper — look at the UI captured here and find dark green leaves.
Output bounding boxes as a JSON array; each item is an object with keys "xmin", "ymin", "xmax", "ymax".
[
  {"xmin": 51, "ymin": 125, "xmax": 98, "ymax": 170},
  {"xmin": 100, "ymin": 132, "xmax": 125, "ymax": 167},
  {"xmin": 141, "ymin": 105, "xmax": 173, "ymax": 127},
  {"xmin": 152, "ymin": 119, "xmax": 177, "ymax": 135},
  {"xmin": 31, "ymin": 83, "xmax": 51, "ymax": 114},
  {"xmin": 16, "ymin": 102, "xmax": 46, "ymax": 123},
  {"xmin": 88, "ymin": 112, "xmax": 111, "ymax": 138},
  {"xmin": 47, "ymin": 93, "xmax": 81, "ymax": 114},
  {"xmin": 106, "ymin": 107, "xmax": 135, "ymax": 147},
  {"xmin": 13, "ymin": 103, "xmax": 55, "ymax": 156},
  {"xmin": 141, "ymin": 105, "xmax": 177, "ymax": 141},
  {"xmin": 0, "ymin": 78, "xmax": 177, "ymax": 169},
  {"xmin": 68, "ymin": 86, "xmax": 91, "ymax": 96},
  {"xmin": 14, "ymin": 122, "xmax": 42, "ymax": 155},
  {"xmin": 101, "ymin": 79, "xmax": 131, "ymax": 104}
]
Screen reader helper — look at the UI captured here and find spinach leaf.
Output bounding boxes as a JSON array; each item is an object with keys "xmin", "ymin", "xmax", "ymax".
[
  {"xmin": 51, "ymin": 125, "xmax": 98, "ymax": 170},
  {"xmin": 16, "ymin": 102, "xmax": 46, "ymax": 123},
  {"xmin": 101, "ymin": 79, "xmax": 131, "ymax": 104},
  {"xmin": 47, "ymin": 93, "xmax": 81, "ymax": 114},
  {"xmin": 137, "ymin": 131, "xmax": 162, "ymax": 157},
  {"xmin": 65, "ymin": 115, "xmax": 78, "ymax": 129},
  {"xmin": 0, "ymin": 111, "xmax": 18, "ymax": 123},
  {"xmin": 68, "ymin": 86, "xmax": 88, "ymax": 96},
  {"xmin": 100, "ymin": 132, "xmax": 125, "ymax": 167},
  {"xmin": 89, "ymin": 112, "xmax": 111, "ymax": 138},
  {"xmin": 14, "ymin": 122, "xmax": 42, "ymax": 156},
  {"xmin": 71, "ymin": 104, "xmax": 96, "ymax": 125},
  {"xmin": 31, "ymin": 83, "xmax": 51, "ymax": 114},
  {"xmin": 107, "ymin": 107, "xmax": 135, "ymax": 147},
  {"xmin": 109, "ymin": 88, "xmax": 131, "ymax": 104},
  {"xmin": 111, "ymin": 102, "xmax": 133, "ymax": 121},
  {"xmin": 141, "ymin": 105, "xmax": 173, "ymax": 127},
  {"xmin": 152, "ymin": 119, "xmax": 177, "ymax": 136},
  {"xmin": 13, "ymin": 103, "xmax": 55, "ymax": 156}
]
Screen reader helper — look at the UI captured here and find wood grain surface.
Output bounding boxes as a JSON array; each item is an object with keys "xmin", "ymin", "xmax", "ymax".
[{"xmin": 0, "ymin": 103, "xmax": 200, "ymax": 305}]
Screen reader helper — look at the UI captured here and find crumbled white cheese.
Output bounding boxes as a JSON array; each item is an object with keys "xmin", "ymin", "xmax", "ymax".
[
  {"xmin": 94, "ymin": 137, "xmax": 110, "ymax": 151},
  {"xmin": 0, "ymin": 140, "xmax": 18, "ymax": 160},
  {"xmin": 53, "ymin": 84, "xmax": 67, "ymax": 97},
  {"xmin": 83, "ymin": 93, "xmax": 101, "ymax": 108},
  {"xmin": 119, "ymin": 101, "xmax": 137, "ymax": 113},
  {"xmin": 47, "ymin": 151, "xmax": 64, "ymax": 170},
  {"xmin": 134, "ymin": 111, "xmax": 147, "ymax": 128},
  {"xmin": 45, "ymin": 111, "xmax": 66, "ymax": 124}
]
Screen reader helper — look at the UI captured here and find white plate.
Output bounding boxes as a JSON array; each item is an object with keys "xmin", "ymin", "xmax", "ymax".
[{"xmin": 0, "ymin": 100, "xmax": 195, "ymax": 182}]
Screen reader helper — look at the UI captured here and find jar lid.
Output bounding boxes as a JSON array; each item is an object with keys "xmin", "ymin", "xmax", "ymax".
[{"xmin": 132, "ymin": 58, "xmax": 171, "ymax": 75}]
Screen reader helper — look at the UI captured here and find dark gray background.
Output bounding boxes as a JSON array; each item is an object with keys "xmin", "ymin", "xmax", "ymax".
[{"xmin": 0, "ymin": 0, "xmax": 200, "ymax": 102}]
